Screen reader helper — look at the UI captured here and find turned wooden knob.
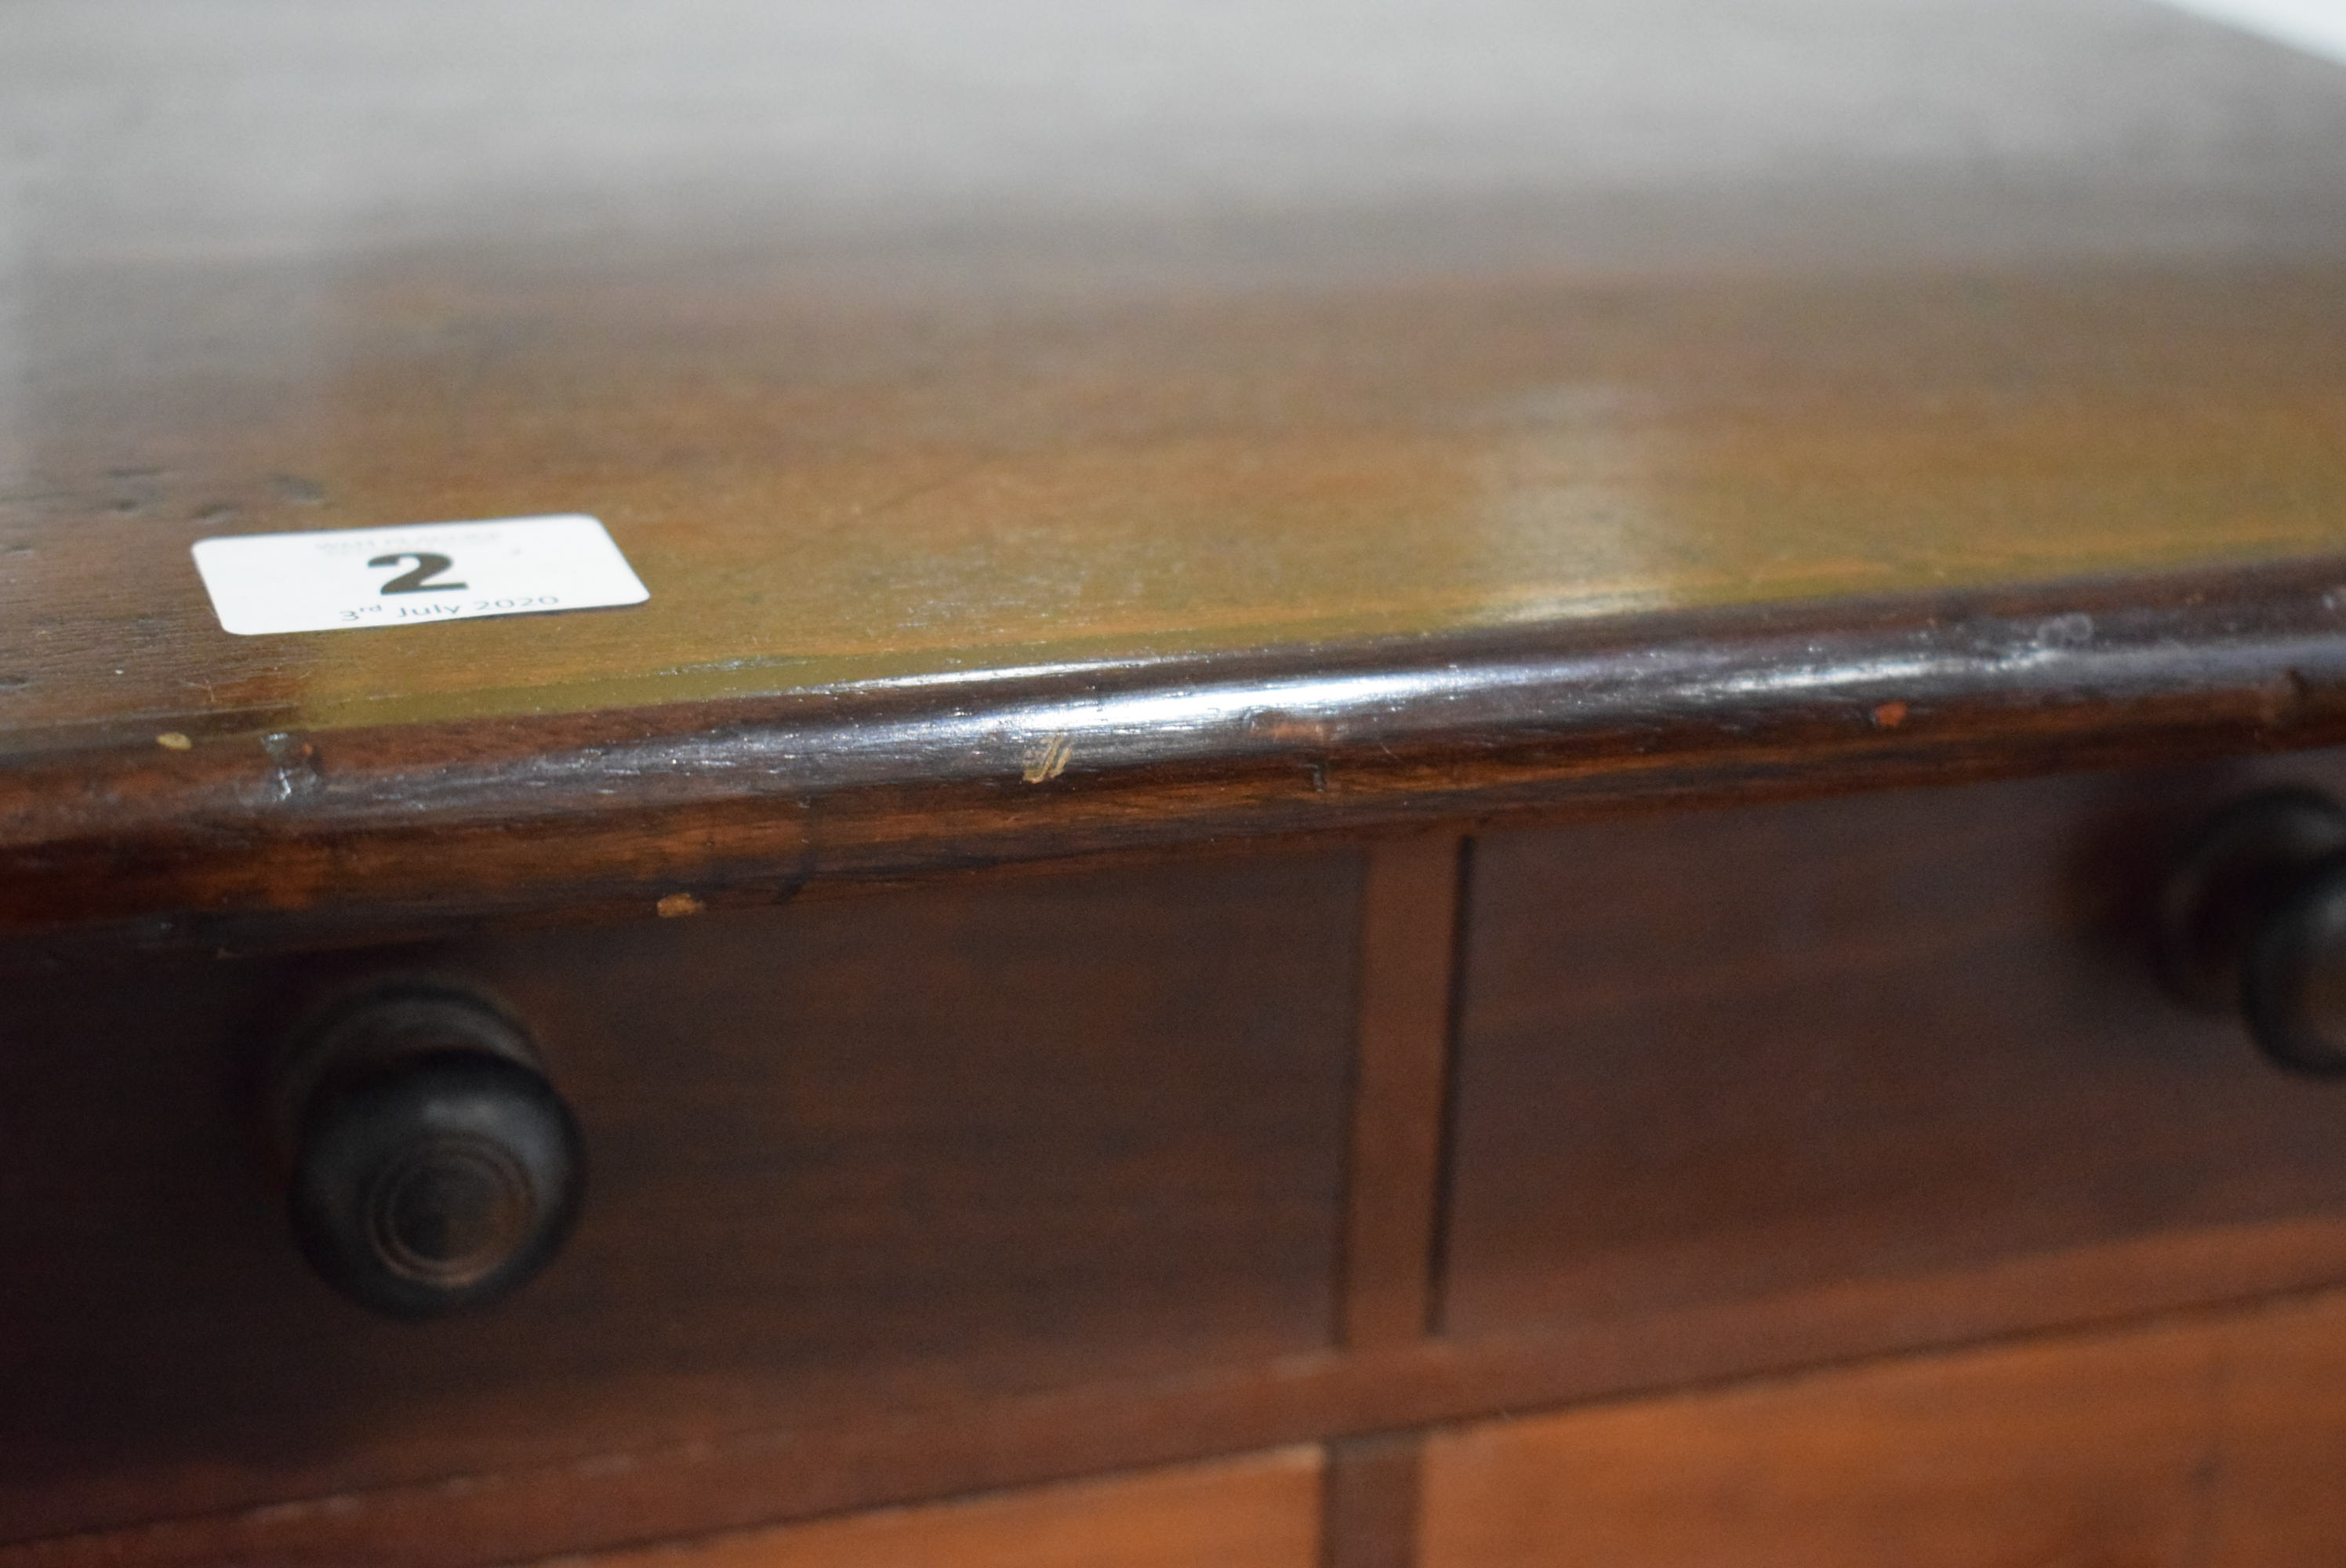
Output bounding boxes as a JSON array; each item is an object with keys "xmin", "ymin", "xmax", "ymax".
[
  {"xmin": 2160, "ymin": 788, "xmax": 2346, "ymax": 1076},
  {"xmin": 280, "ymin": 984, "xmax": 583, "ymax": 1319}
]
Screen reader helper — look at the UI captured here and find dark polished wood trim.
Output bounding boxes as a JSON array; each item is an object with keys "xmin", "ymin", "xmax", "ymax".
[
  {"xmin": 9, "ymin": 555, "xmax": 2346, "ymax": 956},
  {"xmin": 13, "ymin": 1217, "xmax": 2346, "ymax": 1568},
  {"xmin": 1339, "ymin": 834, "xmax": 1463, "ymax": 1349},
  {"xmin": 1320, "ymin": 1434, "xmax": 1422, "ymax": 1568}
]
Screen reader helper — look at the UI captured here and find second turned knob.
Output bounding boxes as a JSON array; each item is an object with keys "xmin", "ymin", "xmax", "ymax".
[{"xmin": 2161, "ymin": 787, "xmax": 2346, "ymax": 1076}]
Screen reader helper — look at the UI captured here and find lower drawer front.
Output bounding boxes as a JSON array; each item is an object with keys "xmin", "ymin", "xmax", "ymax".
[
  {"xmin": 564, "ymin": 1449, "xmax": 1322, "ymax": 1568},
  {"xmin": 1419, "ymin": 1287, "xmax": 2346, "ymax": 1567}
]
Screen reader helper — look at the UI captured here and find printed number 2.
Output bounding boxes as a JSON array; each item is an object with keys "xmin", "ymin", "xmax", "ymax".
[{"xmin": 370, "ymin": 552, "xmax": 468, "ymax": 594}]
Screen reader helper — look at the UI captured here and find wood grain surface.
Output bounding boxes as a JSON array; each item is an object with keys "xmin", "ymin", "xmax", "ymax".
[
  {"xmin": 1419, "ymin": 1287, "xmax": 2346, "ymax": 1567},
  {"xmin": 0, "ymin": 851, "xmax": 1358, "ymax": 1550},
  {"xmin": 2, "ymin": 3, "xmax": 2344, "ymax": 947},
  {"xmin": 7, "ymin": 5, "xmax": 2346, "ymax": 1564},
  {"xmin": 14, "ymin": 262, "xmax": 2346, "ymax": 746},
  {"xmin": 541, "ymin": 1449, "xmax": 1323, "ymax": 1568},
  {"xmin": 1444, "ymin": 750, "xmax": 2346, "ymax": 1338},
  {"xmin": 29, "ymin": 1203, "xmax": 2346, "ymax": 1568},
  {"xmin": 15, "ymin": 556, "xmax": 2346, "ymax": 958},
  {"xmin": 26, "ymin": 759, "xmax": 2346, "ymax": 1565},
  {"xmin": 6, "ymin": 0, "xmax": 2345, "ymax": 742}
]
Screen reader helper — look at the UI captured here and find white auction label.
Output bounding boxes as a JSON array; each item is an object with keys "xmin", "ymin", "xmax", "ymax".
[{"xmin": 191, "ymin": 514, "xmax": 648, "ymax": 636}]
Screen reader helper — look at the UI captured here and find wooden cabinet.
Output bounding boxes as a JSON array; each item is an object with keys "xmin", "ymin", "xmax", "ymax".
[{"xmin": 7, "ymin": 1, "xmax": 2346, "ymax": 1563}]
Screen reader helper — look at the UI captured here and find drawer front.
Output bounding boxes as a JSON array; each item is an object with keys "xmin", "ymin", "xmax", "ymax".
[
  {"xmin": 562, "ymin": 1449, "xmax": 1323, "ymax": 1568},
  {"xmin": 1419, "ymin": 1287, "xmax": 2346, "ymax": 1566},
  {"xmin": 1443, "ymin": 758, "xmax": 2346, "ymax": 1338},
  {"xmin": 0, "ymin": 851, "xmax": 1360, "ymax": 1544}
]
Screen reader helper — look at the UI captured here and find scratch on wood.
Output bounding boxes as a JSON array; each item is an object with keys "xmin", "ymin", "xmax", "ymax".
[
  {"xmin": 260, "ymin": 731, "xmax": 321, "ymax": 803},
  {"xmin": 1022, "ymin": 732, "xmax": 1074, "ymax": 783},
  {"xmin": 1247, "ymin": 709, "xmax": 1338, "ymax": 744},
  {"xmin": 2261, "ymin": 668, "xmax": 2311, "ymax": 727}
]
